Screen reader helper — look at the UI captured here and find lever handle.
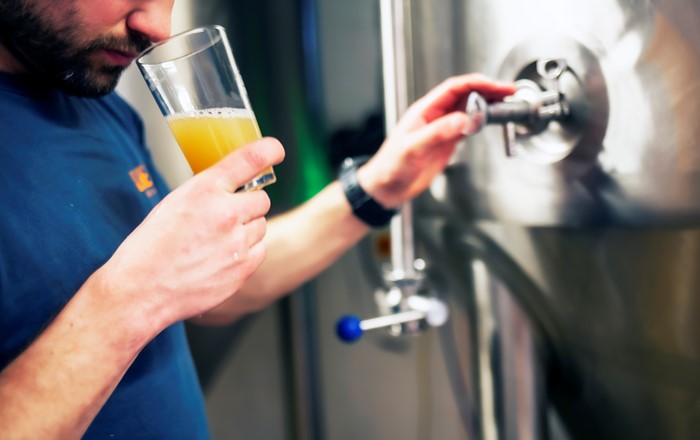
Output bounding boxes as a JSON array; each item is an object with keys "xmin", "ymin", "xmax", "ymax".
[
  {"xmin": 336, "ymin": 298, "xmax": 449, "ymax": 343},
  {"xmin": 336, "ymin": 315, "xmax": 364, "ymax": 343},
  {"xmin": 465, "ymin": 58, "xmax": 571, "ymax": 159},
  {"xmin": 467, "ymin": 91, "xmax": 536, "ymax": 127}
]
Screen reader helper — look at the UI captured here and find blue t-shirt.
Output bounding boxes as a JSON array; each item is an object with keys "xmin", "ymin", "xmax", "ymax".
[{"xmin": 0, "ymin": 72, "xmax": 210, "ymax": 439}]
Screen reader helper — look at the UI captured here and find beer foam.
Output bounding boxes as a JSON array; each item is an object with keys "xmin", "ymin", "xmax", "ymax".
[{"xmin": 167, "ymin": 107, "xmax": 254, "ymax": 121}]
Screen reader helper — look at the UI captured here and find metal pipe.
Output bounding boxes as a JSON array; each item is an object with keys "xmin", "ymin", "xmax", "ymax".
[{"xmin": 380, "ymin": 0, "xmax": 417, "ymax": 281}]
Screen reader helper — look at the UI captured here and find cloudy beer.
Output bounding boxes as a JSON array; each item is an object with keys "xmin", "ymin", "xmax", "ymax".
[
  {"xmin": 167, "ymin": 108, "xmax": 273, "ymax": 179},
  {"xmin": 138, "ymin": 25, "xmax": 275, "ymax": 190}
]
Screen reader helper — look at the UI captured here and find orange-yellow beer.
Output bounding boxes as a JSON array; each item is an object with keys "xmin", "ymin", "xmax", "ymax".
[{"xmin": 167, "ymin": 108, "xmax": 271, "ymax": 176}]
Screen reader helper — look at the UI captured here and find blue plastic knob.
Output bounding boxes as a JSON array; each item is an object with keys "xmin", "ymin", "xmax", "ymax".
[{"xmin": 336, "ymin": 315, "xmax": 363, "ymax": 343}]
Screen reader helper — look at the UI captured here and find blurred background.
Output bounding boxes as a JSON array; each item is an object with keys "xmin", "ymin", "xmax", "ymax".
[{"xmin": 119, "ymin": 0, "xmax": 700, "ymax": 439}]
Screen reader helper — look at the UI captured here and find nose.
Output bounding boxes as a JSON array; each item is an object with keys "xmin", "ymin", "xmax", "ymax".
[{"xmin": 126, "ymin": 0, "xmax": 173, "ymax": 43}]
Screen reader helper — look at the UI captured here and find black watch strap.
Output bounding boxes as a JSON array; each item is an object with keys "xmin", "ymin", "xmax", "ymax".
[{"xmin": 339, "ymin": 156, "xmax": 398, "ymax": 228}]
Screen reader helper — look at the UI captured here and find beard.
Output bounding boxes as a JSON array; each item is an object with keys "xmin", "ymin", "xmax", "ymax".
[{"xmin": 0, "ymin": 0, "xmax": 152, "ymax": 97}]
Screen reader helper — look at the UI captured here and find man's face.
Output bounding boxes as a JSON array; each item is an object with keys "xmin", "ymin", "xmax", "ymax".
[{"xmin": 0, "ymin": 0, "xmax": 168, "ymax": 97}]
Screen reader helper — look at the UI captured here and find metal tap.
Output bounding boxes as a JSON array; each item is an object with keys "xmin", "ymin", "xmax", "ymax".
[
  {"xmin": 466, "ymin": 58, "xmax": 571, "ymax": 156},
  {"xmin": 336, "ymin": 259, "xmax": 449, "ymax": 343}
]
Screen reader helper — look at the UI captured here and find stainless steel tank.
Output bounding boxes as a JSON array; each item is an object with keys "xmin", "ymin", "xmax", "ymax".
[
  {"xmin": 123, "ymin": 1, "xmax": 700, "ymax": 438},
  {"xmin": 390, "ymin": 0, "xmax": 700, "ymax": 438}
]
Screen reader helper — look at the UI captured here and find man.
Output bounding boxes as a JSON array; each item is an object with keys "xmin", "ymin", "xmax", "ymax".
[{"xmin": 0, "ymin": 0, "xmax": 515, "ymax": 438}]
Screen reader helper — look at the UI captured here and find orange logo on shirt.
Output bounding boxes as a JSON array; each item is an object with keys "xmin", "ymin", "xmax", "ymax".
[{"xmin": 129, "ymin": 165, "xmax": 157, "ymax": 198}]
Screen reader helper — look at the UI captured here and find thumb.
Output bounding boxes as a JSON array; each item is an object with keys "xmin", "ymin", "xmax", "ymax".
[{"xmin": 203, "ymin": 137, "xmax": 286, "ymax": 191}]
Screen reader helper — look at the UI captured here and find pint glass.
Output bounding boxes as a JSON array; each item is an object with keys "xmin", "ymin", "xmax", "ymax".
[{"xmin": 137, "ymin": 25, "xmax": 275, "ymax": 191}]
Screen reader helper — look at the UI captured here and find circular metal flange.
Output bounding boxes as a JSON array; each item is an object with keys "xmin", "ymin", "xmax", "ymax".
[{"xmin": 497, "ymin": 36, "xmax": 609, "ymax": 170}]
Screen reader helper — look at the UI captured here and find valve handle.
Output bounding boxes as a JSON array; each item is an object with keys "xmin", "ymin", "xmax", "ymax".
[
  {"xmin": 465, "ymin": 58, "xmax": 571, "ymax": 159},
  {"xmin": 336, "ymin": 298, "xmax": 449, "ymax": 343},
  {"xmin": 336, "ymin": 315, "xmax": 364, "ymax": 343}
]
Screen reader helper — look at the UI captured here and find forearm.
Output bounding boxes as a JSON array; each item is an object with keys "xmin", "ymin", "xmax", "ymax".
[
  {"xmin": 0, "ymin": 139, "xmax": 284, "ymax": 437},
  {"xmin": 193, "ymin": 75, "xmax": 517, "ymax": 325},
  {"xmin": 0, "ymin": 270, "xmax": 159, "ymax": 439},
  {"xmin": 196, "ymin": 180, "xmax": 371, "ymax": 324}
]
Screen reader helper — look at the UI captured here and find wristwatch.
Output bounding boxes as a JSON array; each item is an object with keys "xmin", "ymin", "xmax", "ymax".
[{"xmin": 339, "ymin": 156, "xmax": 398, "ymax": 228}]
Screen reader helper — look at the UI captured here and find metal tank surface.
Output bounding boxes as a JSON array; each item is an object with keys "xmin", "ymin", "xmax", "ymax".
[
  {"xmin": 385, "ymin": 0, "xmax": 700, "ymax": 439},
  {"xmin": 124, "ymin": 1, "xmax": 700, "ymax": 438}
]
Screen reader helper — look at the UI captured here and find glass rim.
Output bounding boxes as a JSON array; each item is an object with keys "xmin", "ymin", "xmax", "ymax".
[{"xmin": 136, "ymin": 24, "xmax": 227, "ymax": 66}]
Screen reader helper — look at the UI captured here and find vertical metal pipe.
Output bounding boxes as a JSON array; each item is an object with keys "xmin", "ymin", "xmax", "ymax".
[
  {"xmin": 380, "ymin": 0, "xmax": 417, "ymax": 280},
  {"xmin": 472, "ymin": 259, "xmax": 501, "ymax": 440},
  {"xmin": 471, "ymin": 256, "xmax": 548, "ymax": 440},
  {"xmin": 379, "ymin": 0, "xmax": 411, "ymax": 130}
]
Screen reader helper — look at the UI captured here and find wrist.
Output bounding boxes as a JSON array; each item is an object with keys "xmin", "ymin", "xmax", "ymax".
[
  {"xmin": 339, "ymin": 156, "xmax": 398, "ymax": 228},
  {"xmin": 81, "ymin": 267, "xmax": 166, "ymax": 349}
]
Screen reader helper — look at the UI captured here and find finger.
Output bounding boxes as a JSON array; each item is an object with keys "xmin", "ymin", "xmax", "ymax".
[
  {"xmin": 243, "ymin": 240, "xmax": 268, "ymax": 274},
  {"xmin": 230, "ymin": 216, "xmax": 267, "ymax": 263},
  {"xmin": 417, "ymin": 74, "xmax": 517, "ymax": 122},
  {"xmin": 407, "ymin": 111, "xmax": 479, "ymax": 148},
  {"xmin": 203, "ymin": 137, "xmax": 286, "ymax": 192},
  {"xmin": 243, "ymin": 216, "xmax": 267, "ymax": 249},
  {"xmin": 424, "ymin": 74, "xmax": 516, "ymax": 109},
  {"xmin": 225, "ymin": 190, "xmax": 272, "ymax": 226}
]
